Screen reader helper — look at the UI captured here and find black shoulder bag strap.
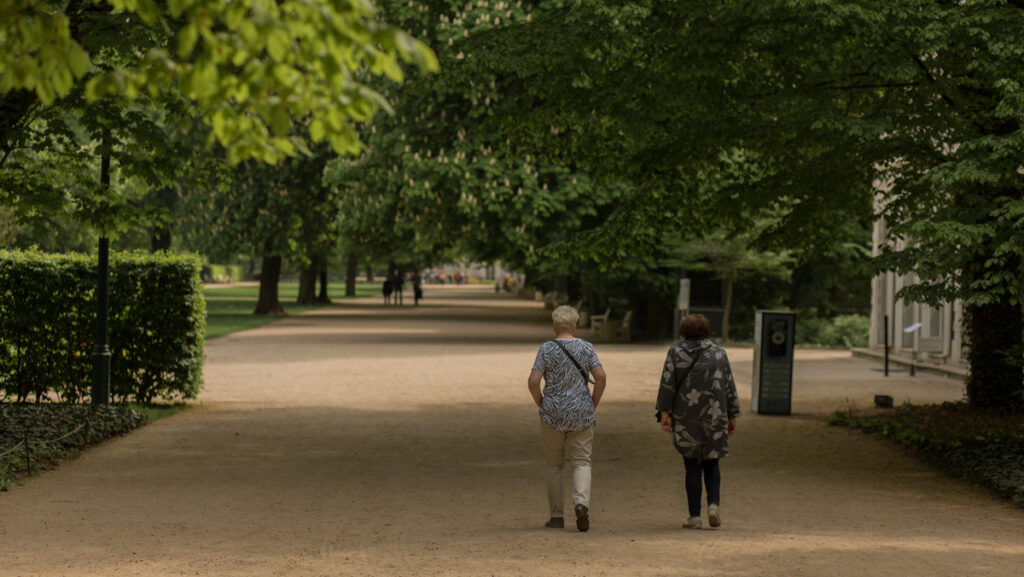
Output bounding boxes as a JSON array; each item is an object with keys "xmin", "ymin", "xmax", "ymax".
[{"xmin": 551, "ymin": 340, "xmax": 596, "ymax": 385}]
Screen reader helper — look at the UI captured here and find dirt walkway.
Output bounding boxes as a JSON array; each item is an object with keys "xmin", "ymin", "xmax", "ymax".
[{"xmin": 2, "ymin": 286, "xmax": 1022, "ymax": 576}]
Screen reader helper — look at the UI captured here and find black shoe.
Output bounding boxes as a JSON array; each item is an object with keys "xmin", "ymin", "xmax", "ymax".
[
  {"xmin": 545, "ymin": 517, "xmax": 564, "ymax": 529},
  {"xmin": 575, "ymin": 504, "xmax": 590, "ymax": 532}
]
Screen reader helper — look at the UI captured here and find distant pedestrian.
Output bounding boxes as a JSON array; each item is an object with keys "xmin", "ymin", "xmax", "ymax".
[
  {"xmin": 655, "ymin": 313, "xmax": 739, "ymax": 530},
  {"xmin": 528, "ymin": 305, "xmax": 607, "ymax": 532},
  {"xmin": 382, "ymin": 278, "xmax": 393, "ymax": 306},
  {"xmin": 412, "ymin": 273, "xmax": 423, "ymax": 306},
  {"xmin": 393, "ymin": 270, "xmax": 405, "ymax": 305}
]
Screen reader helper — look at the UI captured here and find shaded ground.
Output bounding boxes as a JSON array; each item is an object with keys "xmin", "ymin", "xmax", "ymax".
[{"xmin": 2, "ymin": 285, "xmax": 1021, "ymax": 576}]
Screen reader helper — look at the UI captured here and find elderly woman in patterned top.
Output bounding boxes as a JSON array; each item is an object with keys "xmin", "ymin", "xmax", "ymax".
[
  {"xmin": 528, "ymin": 305, "xmax": 607, "ymax": 532},
  {"xmin": 656, "ymin": 313, "xmax": 740, "ymax": 530}
]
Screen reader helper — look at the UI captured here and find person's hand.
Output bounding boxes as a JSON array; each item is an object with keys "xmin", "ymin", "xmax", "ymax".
[
  {"xmin": 660, "ymin": 412, "xmax": 672, "ymax": 433},
  {"xmin": 727, "ymin": 418, "xmax": 737, "ymax": 436}
]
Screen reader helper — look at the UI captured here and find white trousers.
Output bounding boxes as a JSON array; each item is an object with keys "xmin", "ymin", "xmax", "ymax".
[{"xmin": 540, "ymin": 422, "xmax": 594, "ymax": 517}]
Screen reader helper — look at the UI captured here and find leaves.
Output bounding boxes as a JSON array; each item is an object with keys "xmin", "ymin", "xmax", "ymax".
[
  {"xmin": 2, "ymin": 0, "xmax": 438, "ymax": 166},
  {"xmin": 0, "ymin": 8, "xmax": 91, "ymax": 105},
  {"xmin": 831, "ymin": 402, "xmax": 1024, "ymax": 506},
  {"xmin": 323, "ymin": 0, "xmax": 622, "ymax": 274},
  {"xmin": 460, "ymin": 0, "xmax": 1022, "ymax": 309}
]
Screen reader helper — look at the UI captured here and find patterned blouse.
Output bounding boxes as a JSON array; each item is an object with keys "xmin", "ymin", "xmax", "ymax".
[
  {"xmin": 532, "ymin": 338, "xmax": 602, "ymax": 432},
  {"xmin": 656, "ymin": 338, "xmax": 740, "ymax": 459}
]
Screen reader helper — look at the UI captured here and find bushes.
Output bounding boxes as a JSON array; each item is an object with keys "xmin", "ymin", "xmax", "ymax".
[
  {"xmin": 830, "ymin": 402, "xmax": 1024, "ymax": 507},
  {"xmin": 0, "ymin": 250, "xmax": 205, "ymax": 403},
  {"xmin": 797, "ymin": 314, "xmax": 870, "ymax": 348},
  {"xmin": 203, "ymin": 263, "xmax": 245, "ymax": 283},
  {"xmin": 0, "ymin": 403, "xmax": 148, "ymax": 490}
]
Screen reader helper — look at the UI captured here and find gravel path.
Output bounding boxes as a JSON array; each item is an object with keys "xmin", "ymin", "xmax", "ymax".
[{"xmin": 2, "ymin": 285, "xmax": 1021, "ymax": 576}]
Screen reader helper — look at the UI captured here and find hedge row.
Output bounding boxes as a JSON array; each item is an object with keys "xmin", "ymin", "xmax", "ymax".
[{"xmin": 0, "ymin": 250, "xmax": 205, "ymax": 403}]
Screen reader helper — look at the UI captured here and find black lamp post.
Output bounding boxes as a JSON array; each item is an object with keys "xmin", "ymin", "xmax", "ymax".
[{"xmin": 91, "ymin": 149, "xmax": 111, "ymax": 406}]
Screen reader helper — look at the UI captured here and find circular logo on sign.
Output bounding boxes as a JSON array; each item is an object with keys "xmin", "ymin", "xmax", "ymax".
[{"xmin": 771, "ymin": 330, "xmax": 786, "ymax": 345}]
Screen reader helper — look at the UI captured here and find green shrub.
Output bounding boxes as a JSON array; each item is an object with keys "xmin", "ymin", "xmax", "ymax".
[
  {"xmin": 830, "ymin": 402, "xmax": 1024, "ymax": 507},
  {"xmin": 796, "ymin": 315, "xmax": 829, "ymax": 345},
  {"xmin": 824, "ymin": 314, "xmax": 871, "ymax": 348},
  {"xmin": 0, "ymin": 403, "xmax": 148, "ymax": 490},
  {"xmin": 0, "ymin": 249, "xmax": 205, "ymax": 403},
  {"xmin": 203, "ymin": 263, "xmax": 245, "ymax": 283},
  {"xmin": 797, "ymin": 314, "xmax": 870, "ymax": 348}
]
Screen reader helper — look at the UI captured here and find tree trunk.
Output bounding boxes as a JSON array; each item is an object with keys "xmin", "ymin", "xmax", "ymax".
[
  {"xmin": 316, "ymin": 255, "xmax": 331, "ymax": 303},
  {"xmin": 964, "ymin": 299, "xmax": 1024, "ymax": 412},
  {"xmin": 722, "ymin": 275, "xmax": 734, "ymax": 342},
  {"xmin": 0, "ymin": 91, "xmax": 39, "ymax": 167},
  {"xmin": 365, "ymin": 264, "xmax": 374, "ymax": 283},
  {"xmin": 296, "ymin": 257, "xmax": 317, "ymax": 305},
  {"xmin": 150, "ymin": 229, "xmax": 171, "ymax": 252},
  {"xmin": 345, "ymin": 252, "xmax": 358, "ymax": 297},
  {"xmin": 254, "ymin": 255, "xmax": 285, "ymax": 315},
  {"xmin": 567, "ymin": 274, "xmax": 580, "ymax": 303},
  {"xmin": 149, "ymin": 186, "xmax": 175, "ymax": 253},
  {"xmin": 643, "ymin": 284, "xmax": 674, "ymax": 340}
]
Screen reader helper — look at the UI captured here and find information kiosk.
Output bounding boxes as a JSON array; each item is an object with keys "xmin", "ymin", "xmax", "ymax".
[{"xmin": 751, "ymin": 310, "xmax": 796, "ymax": 415}]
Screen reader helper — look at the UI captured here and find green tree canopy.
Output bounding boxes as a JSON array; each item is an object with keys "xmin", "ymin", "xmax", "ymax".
[
  {"xmin": 325, "ymin": 0, "xmax": 622, "ymax": 279},
  {"xmin": 2, "ymin": 0, "xmax": 438, "ymax": 164},
  {"xmin": 1, "ymin": 0, "xmax": 439, "ymax": 251},
  {"xmin": 664, "ymin": 225, "xmax": 795, "ymax": 341},
  {"xmin": 462, "ymin": 0, "xmax": 1023, "ymax": 409}
]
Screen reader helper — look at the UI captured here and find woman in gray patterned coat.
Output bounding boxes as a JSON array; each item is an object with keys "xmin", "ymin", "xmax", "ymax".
[
  {"xmin": 656, "ymin": 314, "xmax": 740, "ymax": 529},
  {"xmin": 528, "ymin": 305, "xmax": 607, "ymax": 532}
]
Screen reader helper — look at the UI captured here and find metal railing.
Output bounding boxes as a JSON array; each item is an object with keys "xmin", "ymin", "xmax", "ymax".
[{"xmin": 0, "ymin": 421, "xmax": 90, "ymax": 476}]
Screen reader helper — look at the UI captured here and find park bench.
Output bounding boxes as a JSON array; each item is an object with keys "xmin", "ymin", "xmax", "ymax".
[
  {"xmin": 590, "ymin": 308, "xmax": 612, "ymax": 337},
  {"xmin": 612, "ymin": 311, "xmax": 633, "ymax": 342}
]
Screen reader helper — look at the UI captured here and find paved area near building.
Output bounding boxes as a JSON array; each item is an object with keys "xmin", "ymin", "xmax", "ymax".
[{"xmin": 1, "ymin": 285, "xmax": 1021, "ymax": 576}]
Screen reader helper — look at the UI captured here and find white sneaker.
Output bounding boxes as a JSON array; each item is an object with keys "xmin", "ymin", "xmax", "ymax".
[
  {"xmin": 682, "ymin": 516, "xmax": 702, "ymax": 529},
  {"xmin": 708, "ymin": 504, "xmax": 721, "ymax": 528}
]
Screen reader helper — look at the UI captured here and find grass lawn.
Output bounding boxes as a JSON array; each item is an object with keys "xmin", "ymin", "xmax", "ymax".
[
  {"xmin": 202, "ymin": 281, "xmax": 379, "ymax": 340},
  {"xmin": 132, "ymin": 403, "xmax": 191, "ymax": 423}
]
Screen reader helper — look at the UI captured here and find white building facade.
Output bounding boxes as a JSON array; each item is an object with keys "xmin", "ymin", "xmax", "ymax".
[{"xmin": 870, "ymin": 217, "xmax": 966, "ymax": 365}]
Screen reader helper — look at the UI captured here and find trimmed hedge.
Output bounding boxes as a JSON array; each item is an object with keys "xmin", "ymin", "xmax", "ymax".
[{"xmin": 0, "ymin": 250, "xmax": 205, "ymax": 403}]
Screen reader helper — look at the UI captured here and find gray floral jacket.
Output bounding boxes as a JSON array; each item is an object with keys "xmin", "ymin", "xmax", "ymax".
[{"xmin": 655, "ymin": 338, "xmax": 740, "ymax": 460}]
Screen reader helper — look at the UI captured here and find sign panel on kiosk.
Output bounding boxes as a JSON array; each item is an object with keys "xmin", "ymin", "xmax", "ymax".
[{"xmin": 751, "ymin": 310, "xmax": 796, "ymax": 415}]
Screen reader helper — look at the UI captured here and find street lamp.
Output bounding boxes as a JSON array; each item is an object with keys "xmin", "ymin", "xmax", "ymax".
[{"xmin": 91, "ymin": 148, "xmax": 111, "ymax": 406}]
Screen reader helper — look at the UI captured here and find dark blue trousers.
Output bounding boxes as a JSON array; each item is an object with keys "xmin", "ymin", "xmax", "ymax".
[{"xmin": 683, "ymin": 457, "xmax": 721, "ymax": 517}]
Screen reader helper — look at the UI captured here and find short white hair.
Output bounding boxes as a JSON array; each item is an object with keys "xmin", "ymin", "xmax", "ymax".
[{"xmin": 552, "ymin": 305, "xmax": 579, "ymax": 332}]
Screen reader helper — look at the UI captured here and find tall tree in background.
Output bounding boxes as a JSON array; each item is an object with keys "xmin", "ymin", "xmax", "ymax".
[
  {"xmin": 3, "ymin": 0, "xmax": 437, "ymax": 323},
  {"xmin": 180, "ymin": 148, "xmax": 340, "ymax": 315},
  {"xmin": 468, "ymin": 0, "xmax": 1023, "ymax": 410},
  {"xmin": 664, "ymin": 227, "xmax": 794, "ymax": 341},
  {"xmin": 325, "ymin": 0, "xmax": 623, "ymax": 298},
  {"xmin": 293, "ymin": 146, "xmax": 340, "ymax": 306},
  {"xmin": 2, "ymin": 0, "xmax": 437, "ymax": 258}
]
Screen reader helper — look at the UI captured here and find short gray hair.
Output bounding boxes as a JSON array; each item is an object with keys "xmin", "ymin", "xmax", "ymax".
[{"xmin": 552, "ymin": 305, "xmax": 579, "ymax": 332}]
